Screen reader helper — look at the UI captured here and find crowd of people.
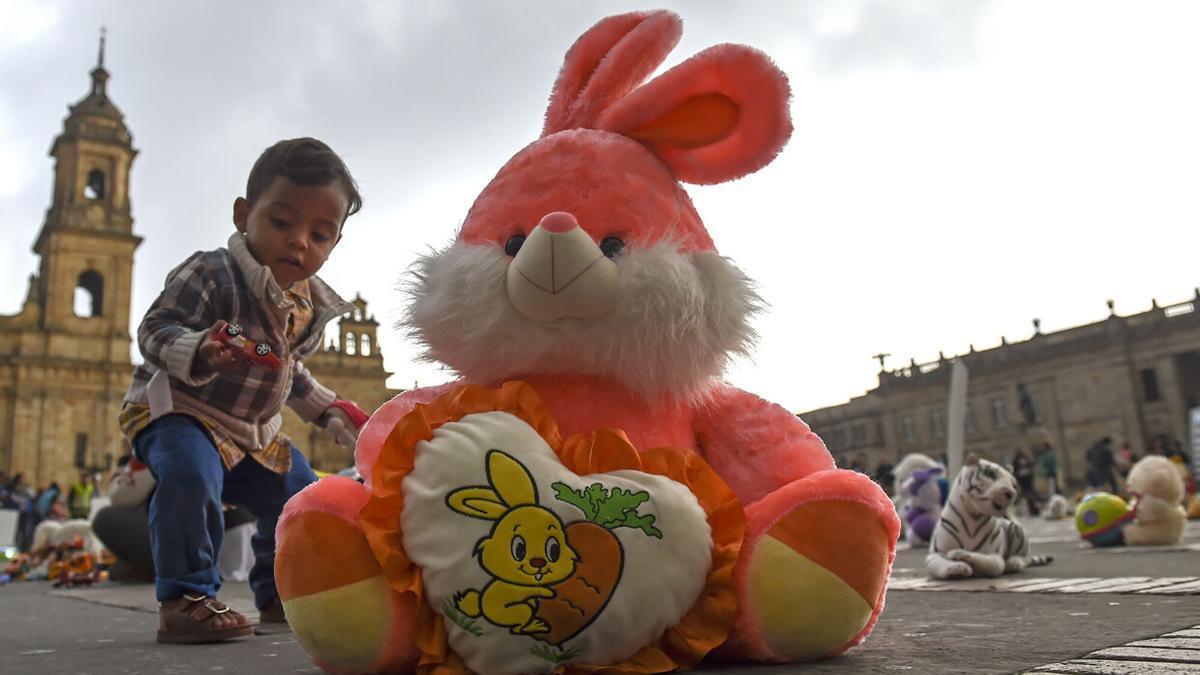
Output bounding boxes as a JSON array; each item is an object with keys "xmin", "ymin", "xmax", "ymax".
[
  {"xmin": 1006, "ymin": 434, "xmax": 1195, "ymax": 516},
  {"xmin": 1, "ymin": 469, "xmax": 101, "ymax": 552},
  {"xmin": 2, "ymin": 457, "xmax": 260, "ymax": 585}
]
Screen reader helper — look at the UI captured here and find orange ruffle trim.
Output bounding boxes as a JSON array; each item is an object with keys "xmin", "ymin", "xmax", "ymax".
[{"xmin": 358, "ymin": 381, "xmax": 745, "ymax": 674}]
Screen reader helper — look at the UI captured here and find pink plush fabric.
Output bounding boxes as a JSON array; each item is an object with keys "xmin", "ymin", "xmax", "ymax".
[
  {"xmin": 694, "ymin": 385, "xmax": 835, "ymax": 504},
  {"xmin": 598, "ymin": 43, "xmax": 793, "ymax": 185},
  {"xmin": 356, "ymin": 381, "xmax": 461, "ymax": 485},
  {"xmin": 277, "ymin": 474, "xmax": 370, "ymax": 536},
  {"xmin": 542, "ymin": 10, "xmax": 683, "ymax": 135},
  {"xmin": 459, "ymin": 130, "xmax": 715, "ymax": 252}
]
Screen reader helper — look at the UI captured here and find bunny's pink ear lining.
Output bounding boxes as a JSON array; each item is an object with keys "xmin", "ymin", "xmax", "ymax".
[
  {"xmin": 623, "ymin": 93, "xmax": 739, "ymax": 150},
  {"xmin": 597, "ymin": 44, "xmax": 793, "ymax": 185}
]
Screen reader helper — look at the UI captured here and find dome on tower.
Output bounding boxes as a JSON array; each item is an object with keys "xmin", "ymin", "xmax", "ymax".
[{"xmin": 59, "ymin": 27, "xmax": 132, "ymax": 147}]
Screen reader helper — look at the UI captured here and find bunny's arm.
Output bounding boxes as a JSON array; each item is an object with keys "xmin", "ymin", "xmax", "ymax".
[
  {"xmin": 355, "ymin": 381, "xmax": 463, "ymax": 482},
  {"xmin": 691, "ymin": 384, "xmax": 835, "ymax": 504}
]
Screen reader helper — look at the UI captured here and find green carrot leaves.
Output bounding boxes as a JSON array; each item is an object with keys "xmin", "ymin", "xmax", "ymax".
[{"xmin": 552, "ymin": 482, "xmax": 663, "ymax": 538}]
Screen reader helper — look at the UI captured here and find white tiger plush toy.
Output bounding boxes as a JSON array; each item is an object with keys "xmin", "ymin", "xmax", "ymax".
[{"xmin": 926, "ymin": 455, "xmax": 1053, "ymax": 579}]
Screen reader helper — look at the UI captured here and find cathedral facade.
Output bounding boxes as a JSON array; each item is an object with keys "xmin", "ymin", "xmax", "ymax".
[
  {"xmin": 801, "ymin": 293, "xmax": 1200, "ymax": 486},
  {"xmin": 0, "ymin": 45, "xmax": 398, "ymax": 487}
]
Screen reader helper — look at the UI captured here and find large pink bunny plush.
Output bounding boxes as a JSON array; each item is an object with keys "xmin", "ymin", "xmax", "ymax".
[{"xmin": 276, "ymin": 10, "xmax": 899, "ymax": 674}]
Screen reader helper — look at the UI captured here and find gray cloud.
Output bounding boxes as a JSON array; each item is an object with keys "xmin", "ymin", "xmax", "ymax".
[{"xmin": 808, "ymin": 0, "xmax": 990, "ymax": 74}]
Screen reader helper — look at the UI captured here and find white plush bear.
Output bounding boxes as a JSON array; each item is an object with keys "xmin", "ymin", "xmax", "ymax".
[{"xmin": 1123, "ymin": 455, "xmax": 1188, "ymax": 546}]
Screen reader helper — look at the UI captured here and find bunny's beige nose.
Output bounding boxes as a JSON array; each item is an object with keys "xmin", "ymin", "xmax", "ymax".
[{"xmin": 505, "ymin": 212, "xmax": 620, "ymax": 322}]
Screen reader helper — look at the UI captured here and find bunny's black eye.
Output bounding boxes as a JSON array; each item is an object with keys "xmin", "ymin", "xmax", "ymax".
[
  {"xmin": 504, "ymin": 235, "xmax": 526, "ymax": 257},
  {"xmin": 511, "ymin": 535, "xmax": 526, "ymax": 561},
  {"xmin": 600, "ymin": 236, "xmax": 625, "ymax": 258},
  {"xmin": 546, "ymin": 537, "xmax": 560, "ymax": 562}
]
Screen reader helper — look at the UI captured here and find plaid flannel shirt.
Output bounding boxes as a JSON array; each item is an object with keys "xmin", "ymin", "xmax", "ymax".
[{"xmin": 122, "ymin": 233, "xmax": 353, "ymax": 473}]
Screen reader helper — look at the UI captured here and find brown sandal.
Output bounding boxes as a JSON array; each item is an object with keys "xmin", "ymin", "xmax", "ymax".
[{"xmin": 157, "ymin": 593, "xmax": 254, "ymax": 644}]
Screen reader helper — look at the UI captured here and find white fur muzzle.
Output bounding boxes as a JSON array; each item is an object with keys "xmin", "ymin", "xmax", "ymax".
[{"xmin": 402, "ymin": 238, "xmax": 763, "ymax": 402}]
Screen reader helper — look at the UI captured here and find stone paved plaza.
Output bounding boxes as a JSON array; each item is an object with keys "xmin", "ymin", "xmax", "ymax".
[{"xmin": 2, "ymin": 516, "xmax": 1198, "ymax": 674}]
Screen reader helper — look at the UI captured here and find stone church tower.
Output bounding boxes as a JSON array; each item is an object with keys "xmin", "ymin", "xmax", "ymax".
[{"xmin": 0, "ymin": 35, "xmax": 141, "ymax": 487}]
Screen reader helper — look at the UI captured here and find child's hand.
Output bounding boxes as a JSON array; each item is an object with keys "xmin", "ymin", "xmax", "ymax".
[
  {"xmin": 322, "ymin": 400, "xmax": 369, "ymax": 448},
  {"xmin": 193, "ymin": 322, "xmax": 250, "ymax": 377}
]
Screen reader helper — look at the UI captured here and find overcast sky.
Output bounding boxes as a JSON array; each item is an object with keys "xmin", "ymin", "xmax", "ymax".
[{"xmin": 2, "ymin": 1, "xmax": 1197, "ymax": 414}]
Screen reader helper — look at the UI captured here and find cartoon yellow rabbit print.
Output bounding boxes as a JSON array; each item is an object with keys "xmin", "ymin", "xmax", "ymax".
[{"xmin": 446, "ymin": 449, "xmax": 579, "ymax": 635}]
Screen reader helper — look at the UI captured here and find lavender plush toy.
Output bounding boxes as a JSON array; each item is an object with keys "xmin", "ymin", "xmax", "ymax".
[{"xmin": 902, "ymin": 467, "xmax": 948, "ymax": 546}]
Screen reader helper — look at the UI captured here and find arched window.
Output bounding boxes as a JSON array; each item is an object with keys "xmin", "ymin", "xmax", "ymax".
[
  {"xmin": 361, "ymin": 334, "xmax": 371, "ymax": 356},
  {"xmin": 74, "ymin": 270, "xmax": 104, "ymax": 317},
  {"xmin": 345, "ymin": 331, "xmax": 356, "ymax": 356},
  {"xmin": 84, "ymin": 169, "xmax": 105, "ymax": 200}
]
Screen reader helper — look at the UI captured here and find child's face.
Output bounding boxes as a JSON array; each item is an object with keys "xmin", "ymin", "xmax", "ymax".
[{"xmin": 233, "ymin": 176, "xmax": 349, "ymax": 288}]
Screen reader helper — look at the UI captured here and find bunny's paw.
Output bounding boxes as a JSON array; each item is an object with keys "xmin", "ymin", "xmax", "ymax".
[
  {"xmin": 275, "ymin": 476, "xmax": 419, "ymax": 673},
  {"xmin": 728, "ymin": 469, "xmax": 899, "ymax": 662}
]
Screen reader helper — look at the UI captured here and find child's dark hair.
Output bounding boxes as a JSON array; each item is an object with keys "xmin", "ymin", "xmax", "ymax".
[{"xmin": 245, "ymin": 137, "xmax": 363, "ymax": 219}]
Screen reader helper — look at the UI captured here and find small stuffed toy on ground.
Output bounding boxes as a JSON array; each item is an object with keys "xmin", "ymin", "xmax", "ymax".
[
  {"xmin": 1122, "ymin": 455, "xmax": 1188, "ymax": 546},
  {"xmin": 892, "ymin": 453, "xmax": 947, "ymax": 547},
  {"xmin": 275, "ymin": 9, "xmax": 899, "ymax": 673},
  {"xmin": 926, "ymin": 456, "xmax": 1053, "ymax": 579},
  {"xmin": 1042, "ymin": 493, "xmax": 1074, "ymax": 520}
]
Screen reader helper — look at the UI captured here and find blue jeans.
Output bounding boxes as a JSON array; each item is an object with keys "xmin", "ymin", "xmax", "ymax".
[{"xmin": 133, "ymin": 414, "xmax": 317, "ymax": 609}]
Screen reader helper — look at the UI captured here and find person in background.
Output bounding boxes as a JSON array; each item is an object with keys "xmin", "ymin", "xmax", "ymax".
[
  {"xmin": 1166, "ymin": 438, "xmax": 1189, "ymax": 463},
  {"xmin": 1037, "ymin": 442, "xmax": 1060, "ymax": 497},
  {"xmin": 6, "ymin": 473, "xmax": 37, "ymax": 551},
  {"xmin": 35, "ymin": 482, "xmax": 63, "ymax": 522},
  {"xmin": 1011, "ymin": 447, "xmax": 1040, "ymax": 516},
  {"xmin": 1149, "ymin": 437, "xmax": 1168, "ymax": 456},
  {"xmin": 1115, "ymin": 440, "xmax": 1136, "ymax": 480},
  {"xmin": 872, "ymin": 461, "xmax": 895, "ymax": 496},
  {"xmin": 850, "ymin": 454, "xmax": 869, "ymax": 474},
  {"xmin": 67, "ymin": 470, "xmax": 98, "ymax": 520},
  {"xmin": 1165, "ymin": 438, "xmax": 1196, "ymax": 496},
  {"xmin": 1085, "ymin": 436, "xmax": 1118, "ymax": 493}
]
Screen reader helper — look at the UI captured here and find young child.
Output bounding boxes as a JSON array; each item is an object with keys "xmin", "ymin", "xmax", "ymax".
[{"xmin": 120, "ymin": 138, "xmax": 367, "ymax": 644}]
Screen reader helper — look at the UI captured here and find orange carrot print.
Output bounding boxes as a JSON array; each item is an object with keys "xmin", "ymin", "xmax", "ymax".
[{"xmin": 531, "ymin": 482, "xmax": 662, "ymax": 647}]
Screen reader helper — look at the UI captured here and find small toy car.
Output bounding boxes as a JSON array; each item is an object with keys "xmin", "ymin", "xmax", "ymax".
[{"xmin": 212, "ymin": 320, "xmax": 283, "ymax": 371}]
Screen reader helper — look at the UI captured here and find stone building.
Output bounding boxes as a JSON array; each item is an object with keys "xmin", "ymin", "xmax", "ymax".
[
  {"xmin": 279, "ymin": 295, "xmax": 400, "ymax": 473},
  {"xmin": 800, "ymin": 292, "xmax": 1200, "ymax": 486},
  {"xmin": 1, "ymin": 42, "xmax": 399, "ymax": 487},
  {"xmin": 0, "ymin": 40, "xmax": 140, "ymax": 489}
]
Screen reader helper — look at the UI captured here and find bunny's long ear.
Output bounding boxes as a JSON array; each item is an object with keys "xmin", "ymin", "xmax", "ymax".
[
  {"xmin": 486, "ymin": 450, "xmax": 538, "ymax": 507},
  {"xmin": 542, "ymin": 10, "xmax": 682, "ymax": 136},
  {"xmin": 597, "ymin": 44, "xmax": 792, "ymax": 185}
]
